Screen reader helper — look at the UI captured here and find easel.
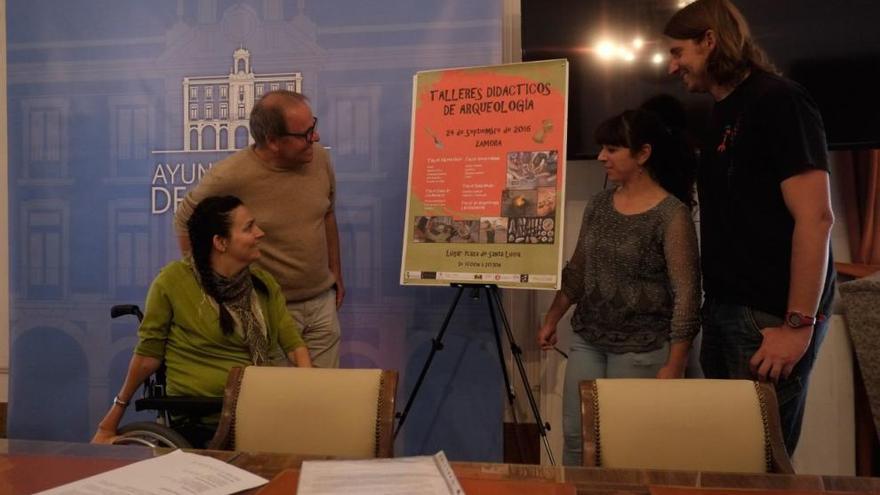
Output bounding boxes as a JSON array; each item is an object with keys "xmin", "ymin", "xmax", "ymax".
[{"xmin": 393, "ymin": 283, "xmax": 556, "ymax": 465}]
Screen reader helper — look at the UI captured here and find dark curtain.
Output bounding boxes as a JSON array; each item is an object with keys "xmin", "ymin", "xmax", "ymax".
[{"xmin": 839, "ymin": 149, "xmax": 880, "ymax": 265}]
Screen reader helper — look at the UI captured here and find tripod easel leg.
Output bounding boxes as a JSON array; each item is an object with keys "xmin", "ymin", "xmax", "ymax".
[
  {"xmin": 394, "ymin": 284, "xmax": 557, "ymax": 465},
  {"xmin": 488, "ymin": 285, "xmax": 557, "ymax": 465},
  {"xmin": 484, "ymin": 287, "xmax": 528, "ymax": 462},
  {"xmin": 394, "ymin": 285, "xmax": 465, "ymax": 439}
]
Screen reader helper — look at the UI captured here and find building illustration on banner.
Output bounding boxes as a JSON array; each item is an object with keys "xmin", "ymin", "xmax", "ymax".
[
  {"xmin": 7, "ymin": 0, "xmax": 501, "ymax": 452},
  {"xmin": 152, "ymin": 48, "xmax": 303, "ymax": 214},
  {"xmin": 182, "ymin": 47, "xmax": 302, "ymax": 152}
]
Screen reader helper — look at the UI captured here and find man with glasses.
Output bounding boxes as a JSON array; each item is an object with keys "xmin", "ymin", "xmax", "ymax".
[{"xmin": 175, "ymin": 90, "xmax": 344, "ymax": 368}]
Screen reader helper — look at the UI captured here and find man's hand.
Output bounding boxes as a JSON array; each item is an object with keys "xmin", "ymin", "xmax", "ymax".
[
  {"xmin": 749, "ymin": 325, "xmax": 813, "ymax": 383},
  {"xmin": 334, "ymin": 280, "xmax": 345, "ymax": 310},
  {"xmin": 537, "ymin": 323, "xmax": 558, "ymax": 350}
]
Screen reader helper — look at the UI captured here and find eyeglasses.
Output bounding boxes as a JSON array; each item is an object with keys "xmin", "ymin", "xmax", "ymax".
[{"xmin": 281, "ymin": 116, "xmax": 318, "ymax": 142}]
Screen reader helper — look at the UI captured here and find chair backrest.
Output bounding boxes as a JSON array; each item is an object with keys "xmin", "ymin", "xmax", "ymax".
[
  {"xmin": 580, "ymin": 379, "xmax": 793, "ymax": 474},
  {"xmin": 209, "ymin": 367, "xmax": 397, "ymax": 458}
]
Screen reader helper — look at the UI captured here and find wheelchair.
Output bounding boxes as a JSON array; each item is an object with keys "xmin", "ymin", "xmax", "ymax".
[{"xmin": 109, "ymin": 304, "xmax": 223, "ymax": 449}]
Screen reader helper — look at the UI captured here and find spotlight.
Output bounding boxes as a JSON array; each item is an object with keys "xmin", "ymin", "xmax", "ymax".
[
  {"xmin": 632, "ymin": 37, "xmax": 644, "ymax": 50},
  {"xmin": 596, "ymin": 40, "xmax": 616, "ymax": 60},
  {"xmin": 652, "ymin": 53, "xmax": 665, "ymax": 65}
]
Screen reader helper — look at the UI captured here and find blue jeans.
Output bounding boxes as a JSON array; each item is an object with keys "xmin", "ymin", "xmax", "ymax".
[
  {"xmin": 562, "ymin": 332, "xmax": 669, "ymax": 466},
  {"xmin": 700, "ymin": 299, "xmax": 828, "ymax": 455}
]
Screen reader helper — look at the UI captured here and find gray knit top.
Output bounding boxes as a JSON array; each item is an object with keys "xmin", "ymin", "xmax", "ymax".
[{"xmin": 562, "ymin": 189, "xmax": 701, "ymax": 353}]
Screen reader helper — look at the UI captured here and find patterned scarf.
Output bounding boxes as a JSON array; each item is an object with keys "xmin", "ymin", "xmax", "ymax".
[{"xmin": 209, "ymin": 267, "xmax": 270, "ymax": 366}]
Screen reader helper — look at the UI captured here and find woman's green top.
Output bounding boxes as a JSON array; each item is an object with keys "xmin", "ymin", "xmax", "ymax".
[{"xmin": 135, "ymin": 259, "xmax": 305, "ymax": 398}]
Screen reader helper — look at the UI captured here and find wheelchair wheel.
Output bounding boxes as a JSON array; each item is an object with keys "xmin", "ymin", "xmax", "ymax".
[{"xmin": 113, "ymin": 421, "xmax": 193, "ymax": 449}]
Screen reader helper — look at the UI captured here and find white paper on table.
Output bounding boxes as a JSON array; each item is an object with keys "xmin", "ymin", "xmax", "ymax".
[
  {"xmin": 297, "ymin": 451, "xmax": 464, "ymax": 495},
  {"xmin": 35, "ymin": 449, "xmax": 268, "ymax": 495}
]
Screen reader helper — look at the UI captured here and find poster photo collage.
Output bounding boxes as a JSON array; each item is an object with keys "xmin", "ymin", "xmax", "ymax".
[{"xmin": 412, "ymin": 149, "xmax": 558, "ymax": 246}]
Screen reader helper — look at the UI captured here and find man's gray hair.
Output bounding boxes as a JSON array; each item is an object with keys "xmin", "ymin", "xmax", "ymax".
[{"xmin": 249, "ymin": 90, "xmax": 311, "ymax": 147}]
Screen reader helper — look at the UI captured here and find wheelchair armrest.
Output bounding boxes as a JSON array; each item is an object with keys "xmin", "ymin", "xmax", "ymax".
[{"xmin": 134, "ymin": 396, "xmax": 224, "ymax": 416}]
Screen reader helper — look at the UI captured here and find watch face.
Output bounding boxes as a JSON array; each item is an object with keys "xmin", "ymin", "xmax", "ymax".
[{"xmin": 787, "ymin": 313, "xmax": 803, "ymax": 327}]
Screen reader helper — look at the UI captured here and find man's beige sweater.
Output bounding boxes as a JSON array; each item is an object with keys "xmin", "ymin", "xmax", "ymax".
[{"xmin": 174, "ymin": 144, "xmax": 336, "ymax": 302}]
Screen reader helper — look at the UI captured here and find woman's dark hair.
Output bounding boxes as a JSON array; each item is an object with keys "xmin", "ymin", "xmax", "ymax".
[
  {"xmin": 187, "ymin": 195, "xmax": 256, "ymax": 335},
  {"xmin": 640, "ymin": 94, "xmax": 688, "ymax": 132},
  {"xmin": 594, "ymin": 108, "xmax": 697, "ymax": 208}
]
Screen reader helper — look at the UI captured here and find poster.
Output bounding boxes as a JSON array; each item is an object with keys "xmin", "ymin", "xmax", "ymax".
[{"xmin": 400, "ymin": 60, "xmax": 568, "ymax": 289}]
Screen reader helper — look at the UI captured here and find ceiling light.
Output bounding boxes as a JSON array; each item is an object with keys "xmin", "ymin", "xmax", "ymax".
[{"xmin": 596, "ymin": 40, "xmax": 616, "ymax": 60}]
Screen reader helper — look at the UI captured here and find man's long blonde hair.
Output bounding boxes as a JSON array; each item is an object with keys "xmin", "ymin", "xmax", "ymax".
[{"xmin": 664, "ymin": 0, "xmax": 777, "ymax": 87}]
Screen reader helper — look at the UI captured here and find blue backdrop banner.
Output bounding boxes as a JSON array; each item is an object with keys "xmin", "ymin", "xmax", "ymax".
[{"xmin": 6, "ymin": 0, "xmax": 503, "ymax": 460}]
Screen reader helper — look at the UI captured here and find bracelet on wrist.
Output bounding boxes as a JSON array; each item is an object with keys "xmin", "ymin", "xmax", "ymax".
[{"xmin": 113, "ymin": 396, "xmax": 130, "ymax": 408}]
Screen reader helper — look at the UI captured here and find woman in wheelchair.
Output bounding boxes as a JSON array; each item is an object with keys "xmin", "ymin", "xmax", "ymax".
[{"xmin": 92, "ymin": 195, "xmax": 312, "ymax": 447}]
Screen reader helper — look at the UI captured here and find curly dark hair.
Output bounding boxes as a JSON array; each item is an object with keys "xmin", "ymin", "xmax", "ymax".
[{"xmin": 594, "ymin": 109, "xmax": 697, "ymax": 209}]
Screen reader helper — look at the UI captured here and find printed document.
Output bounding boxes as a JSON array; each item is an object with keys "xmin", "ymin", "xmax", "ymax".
[
  {"xmin": 35, "ymin": 449, "xmax": 268, "ymax": 495},
  {"xmin": 297, "ymin": 451, "xmax": 463, "ymax": 495}
]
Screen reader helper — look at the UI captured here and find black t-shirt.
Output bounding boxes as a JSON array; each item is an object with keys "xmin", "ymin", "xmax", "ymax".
[{"xmin": 699, "ymin": 69, "xmax": 835, "ymax": 317}]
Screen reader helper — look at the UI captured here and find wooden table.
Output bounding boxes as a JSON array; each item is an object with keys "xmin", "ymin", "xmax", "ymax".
[{"xmin": 1, "ymin": 439, "xmax": 879, "ymax": 494}]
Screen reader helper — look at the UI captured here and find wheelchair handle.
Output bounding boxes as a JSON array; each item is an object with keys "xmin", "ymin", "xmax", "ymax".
[{"xmin": 111, "ymin": 304, "xmax": 144, "ymax": 322}]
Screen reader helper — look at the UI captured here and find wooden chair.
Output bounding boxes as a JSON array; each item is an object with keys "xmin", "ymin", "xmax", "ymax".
[
  {"xmin": 208, "ymin": 367, "xmax": 397, "ymax": 458},
  {"xmin": 580, "ymin": 379, "xmax": 794, "ymax": 473}
]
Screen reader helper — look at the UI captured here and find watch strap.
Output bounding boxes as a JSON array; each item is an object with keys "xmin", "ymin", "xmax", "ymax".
[{"xmin": 785, "ymin": 311, "xmax": 823, "ymax": 328}]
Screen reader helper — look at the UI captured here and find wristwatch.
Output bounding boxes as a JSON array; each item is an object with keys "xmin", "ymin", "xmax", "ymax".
[{"xmin": 784, "ymin": 311, "xmax": 824, "ymax": 329}]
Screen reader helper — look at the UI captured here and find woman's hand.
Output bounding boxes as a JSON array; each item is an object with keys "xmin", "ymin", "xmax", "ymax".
[
  {"xmin": 537, "ymin": 323, "xmax": 558, "ymax": 350},
  {"xmin": 92, "ymin": 355, "xmax": 161, "ymax": 446},
  {"xmin": 290, "ymin": 346, "xmax": 312, "ymax": 367},
  {"xmin": 538, "ymin": 290, "xmax": 572, "ymax": 351},
  {"xmin": 657, "ymin": 341, "xmax": 690, "ymax": 379},
  {"xmin": 91, "ymin": 426, "xmax": 118, "ymax": 445},
  {"xmin": 655, "ymin": 362, "xmax": 686, "ymax": 379}
]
